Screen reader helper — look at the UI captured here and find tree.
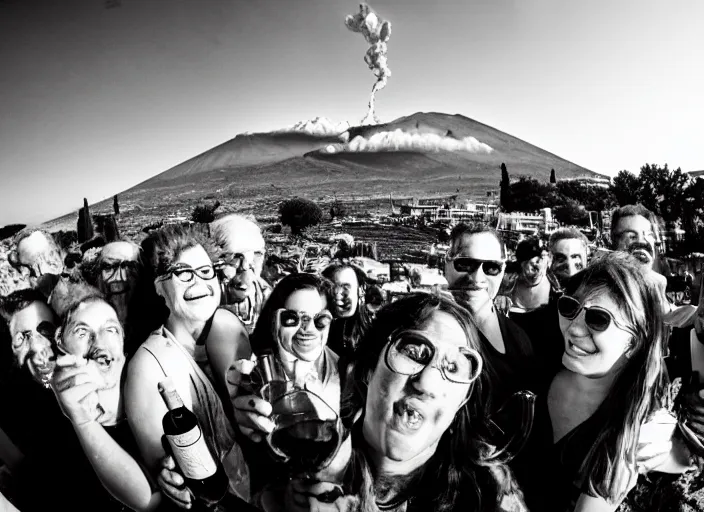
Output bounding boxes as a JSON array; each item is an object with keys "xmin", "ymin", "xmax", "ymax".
[
  {"xmin": 553, "ymin": 198, "xmax": 589, "ymax": 226},
  {"xmin": 329, "ymin": 200, "xmax": 347, "ymax": 220},
  {"xmin": 550, "ymin": 169, "xmax": 556, "ymax": 184},
  {"xmin": 611, "ymin": 170, "xmax": 642, "ymax": 206},
  {"xmin": 507, "ymin": 177, "xmax": 561, "ymax": 212},
  {"xmin": 500, "ymin": 163, "xmax": 511, "ymax": 210},
  {"xmin": 113, "ymin": 195, "xmax": 120, "ymax": 215},
  {"xmin": 191, "ymin": 201, "xmax": 221, "ymax": 224},
  {"xmin": 637, "ymin": 163, "xmax": 690, "ymax": 226},
  {"xmin": 279, "ymin": 198, "xmax": 323, "ymax": 235},
  {"xmin": 77, "ymin": 198, "xmax": 94, "ymax": 243}
]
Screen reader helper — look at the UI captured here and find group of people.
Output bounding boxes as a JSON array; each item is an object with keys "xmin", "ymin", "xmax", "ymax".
[{"xmin": 0, "ymin": 203, "xmax": 703, "ymax": 512}]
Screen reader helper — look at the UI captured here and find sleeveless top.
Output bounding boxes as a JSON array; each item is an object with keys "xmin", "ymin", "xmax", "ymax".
[{"xmin": 139, "ymin": 326, "xmax": 250, "ymax": 502}]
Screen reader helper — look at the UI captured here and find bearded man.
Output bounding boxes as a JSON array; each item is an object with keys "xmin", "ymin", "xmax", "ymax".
[{"xmin": 611, "ymin": 204, "xmax": 670, "ymax": 310}]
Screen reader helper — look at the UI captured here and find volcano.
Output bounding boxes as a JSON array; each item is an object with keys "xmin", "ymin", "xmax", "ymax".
[{"xmin": 43, "ymin": 112, "xmax": 606, "ymax": 232}]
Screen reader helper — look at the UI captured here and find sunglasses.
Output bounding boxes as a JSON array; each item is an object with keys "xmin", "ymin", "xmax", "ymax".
[
  {"xmin": 277, "ymin": 308, "xmax": 333, "ymax": 331},
  {"xmin": 450, "ymin": 257, "xmax": 504, "ymax": 277},
  {"xmin": 158, "ymin": 264, "xmax": 216, "ymax": 283},
  {"xmin": 384, "ymin": 331, "xmax": 483, "ymax": 385},
  {"xmin": 557, "ymin": 295, "xmax": 634, "ymax": 333},
  {"xmin": 99, "ymin": 260, "xmax": 140, "ymax": 276}
]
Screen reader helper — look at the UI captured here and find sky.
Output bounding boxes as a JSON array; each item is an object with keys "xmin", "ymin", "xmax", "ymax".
[{"xmin": 0, "ymin": 0, "xmax": 702, "ymax": 226}]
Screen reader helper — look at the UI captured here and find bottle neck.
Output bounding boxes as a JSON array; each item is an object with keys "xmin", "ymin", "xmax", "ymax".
[{"xmin": 160, "ymin": 388, "xmax": 185, "ymax": 411}]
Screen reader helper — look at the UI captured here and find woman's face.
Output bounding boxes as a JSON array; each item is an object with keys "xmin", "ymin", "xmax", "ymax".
[
  {"xmin": 363, "ymin": 311, "xmax": 472, "ymax": 468},
  {"xmin": 277, "ymin": 289, "xmax": 331, "ymax": 362},
  {"xmin": 559, "ymin": 286, "xmax": 634, "ymax": 378},
  {"xmin": 157, "ymin": 245, "xmax": 221, "ymax": 325}
]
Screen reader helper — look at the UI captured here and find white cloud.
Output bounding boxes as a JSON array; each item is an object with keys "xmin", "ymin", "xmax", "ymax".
[{"xmin": 328, "ymin": 129, "xmax": 493, "ymax": 154}]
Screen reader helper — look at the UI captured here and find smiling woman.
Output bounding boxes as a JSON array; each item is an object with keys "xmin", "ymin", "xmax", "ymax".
[
  {"xmin": 125, "ymin": 223, "xmax": 251, "ymax": 505},
  {"xmin": 517, "ymin": 252, "xmax": 695, "ymax": 512}
]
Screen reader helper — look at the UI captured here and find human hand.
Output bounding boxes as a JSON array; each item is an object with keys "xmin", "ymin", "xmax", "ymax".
[
  {"xmin": 157, "ymin": 454, "xmax": 193, "ymax": 509},
  {"xmin": 284, "ymin": 428, "xmax": 354, "ymax": 511},
  {"xmin": 637, "ymin": 408, "xmax": 678, "ymax": 472},
  {"xmin": 677, "ymin": 373, "xmax": 704, "ymax": 456},
  {"xmin": 51, "ymin": 354, "xmax": 102, "ymax": 426},
  {"xmin": 233, "ymin": 394, "xmax": 275, "ymax": 443}
]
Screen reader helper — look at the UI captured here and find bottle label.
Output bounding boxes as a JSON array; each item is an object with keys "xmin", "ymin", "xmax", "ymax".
[{"xmin": 167, "ymin": 427, "xmax": 218, "ymax": 480}]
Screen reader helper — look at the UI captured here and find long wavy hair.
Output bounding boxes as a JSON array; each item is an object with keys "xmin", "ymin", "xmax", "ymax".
[
  {"xmin": 340, "ymin": 293, "xmax": 522, "ymax": 512},
  {"xmin": 249, "ymin": 273, "xmax": 334, "ymax": 355},
  {"xmin": 564, "ymin": 252, "xmax": 668, "ymax": 503}
]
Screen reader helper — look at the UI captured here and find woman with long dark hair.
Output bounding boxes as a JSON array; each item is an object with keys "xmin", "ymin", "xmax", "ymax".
[
  {"xmin": 522, "ymin": 252, "xmax": 693, "ymax": 511},
  {"xmin": 276, "ymin": 293, "xmax": 527, "ymax": 512}
]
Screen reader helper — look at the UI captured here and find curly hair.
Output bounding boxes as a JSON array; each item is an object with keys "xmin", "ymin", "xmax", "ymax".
[
  {"xmin": 141, "ymin": 223, "xmax": 217, "ymax": 279},
  {"xmin": 340, "ymin": 293, "xmax": 523, "ymax": 512}
]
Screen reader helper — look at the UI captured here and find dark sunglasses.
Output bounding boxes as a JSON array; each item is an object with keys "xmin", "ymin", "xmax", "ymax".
[
  {"xmin": 451, "ymin": 257, "xmax": 504, "ymax": 276},
  {"xmin": 557, "ymin": 295, "xmax": 633, "ymax": 333},
  {"xmin": 99, "ymin": 260, "xmax": 140, "ymax": 276},
  {"xmin": 277, "ymin": 308, "xmax": 333, "ymax": 331},
  {"xmin": 158, "ymin": 264, "xmax": 216, "ymax": 283}
]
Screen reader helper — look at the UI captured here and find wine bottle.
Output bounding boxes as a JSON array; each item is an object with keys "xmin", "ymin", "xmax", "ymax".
[{"xmin": 158, "ymin": 377, "xmax": 229, "ymax": 508}]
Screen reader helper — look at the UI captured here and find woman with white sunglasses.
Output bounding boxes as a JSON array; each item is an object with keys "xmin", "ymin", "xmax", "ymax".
[
  {"xmin": 232, "ymin": 274, "xmax": 339, "ymax": 493},
  {"xmin": 520, "ymin": 251, "xmax": 694, "ymax": 512}
]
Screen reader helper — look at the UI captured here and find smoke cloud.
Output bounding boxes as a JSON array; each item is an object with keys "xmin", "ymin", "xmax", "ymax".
[
  {"xmin": 324, "ymin": 129, "xmax": 494, "ymax": 154},
  {"xmin": 345, "ymin": 4, "xmax": 392, "ymax": 125}
]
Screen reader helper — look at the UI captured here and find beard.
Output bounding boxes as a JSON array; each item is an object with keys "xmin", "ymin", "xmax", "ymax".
[{"xmin": 627, "ymin": 242, "xmax": 655, "ymax": 267}]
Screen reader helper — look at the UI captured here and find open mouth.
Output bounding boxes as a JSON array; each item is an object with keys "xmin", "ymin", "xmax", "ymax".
[
  {"xmin": 392, "ymin": 401, "xmax": 424, "ymax": 432},
  {"xmin": 336, "ymin": 299, "xmax": 352, "ymax": 311},
  {"xmin": 567, "ymin": 341, "xmax": 598, "ymax": 357},
  {"xmin": 631, "ymin": 250, "xmax": 652, "ymax": 264}
]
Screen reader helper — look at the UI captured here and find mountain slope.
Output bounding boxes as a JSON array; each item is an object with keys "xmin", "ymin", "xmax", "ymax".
[{"xmin": 42, "ymin": 112, "xmax": 606, "ymax": 231}]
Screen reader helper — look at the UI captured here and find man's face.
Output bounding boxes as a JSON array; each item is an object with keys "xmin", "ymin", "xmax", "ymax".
[
  {"xmin": 331, "ymin": 267, "xmax": 361, "ymax": 318},
  {"xmin": 218, "ymin": 236, "xmax": 265, "ymax": 305},
  {"xmin": 59, "ymin": 300, "xmax": 126, "ymax": 426},
  {"xmin": 16, "ymin": 232, "xmax": 63, "ymax": 288},
  {"xmin": 612, "ymin": 215, "xmax": 657, "ymax": 269},
  {"xmin": 9, "ymin": 301, "xmax": 57, "ymax": 386},
  {"xmin": 519, "ymin": 251, "xmax": 551, "ymax": 287},
  {"xmin": 551, "ymin": 239, "xmax": 587, "ymax": 287},
  {"xmin": 444, "ymin": 232, "xmax": 505, "ymax": 312},
  {"xmin": 97, "ymin": 242, "xmax": 141, "ymax": 308}
]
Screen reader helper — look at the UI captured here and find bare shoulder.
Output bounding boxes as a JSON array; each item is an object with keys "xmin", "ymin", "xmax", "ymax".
[{"xmin": 209, "ymin": 309, "xmax": 251, "ymax": 355}]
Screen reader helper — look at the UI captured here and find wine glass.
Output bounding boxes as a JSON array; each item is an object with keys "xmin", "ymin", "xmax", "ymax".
[{"xmin": 266, "ymin": 388, "xmax": 345, "ymax": 477}]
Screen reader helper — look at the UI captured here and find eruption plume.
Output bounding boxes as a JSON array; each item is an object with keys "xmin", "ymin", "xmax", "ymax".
[{"xmin": 345, "ymin": 3, "xmax": 392, "ymax": 126}]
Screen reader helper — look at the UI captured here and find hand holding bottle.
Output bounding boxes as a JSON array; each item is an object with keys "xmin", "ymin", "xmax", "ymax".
[{"xmin": 158, "ymin": 454, "xmax": 194, "ymax": 510}]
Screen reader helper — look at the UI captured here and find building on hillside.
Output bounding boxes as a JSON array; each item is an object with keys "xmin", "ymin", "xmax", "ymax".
[
  {"xmin": 398, "ymin": 201, "xmax": 499, "ymax": 224},
  {"xmin": 496, "ymin": 208, "xmax": 559, "ymax": 235},
  {"xmin": 686, "ymin": 170, "xmax": 704, "ymax": 180},
  {"xmin": 562, "ymin": 176, "xmax": 612, "ymax": 189}
]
